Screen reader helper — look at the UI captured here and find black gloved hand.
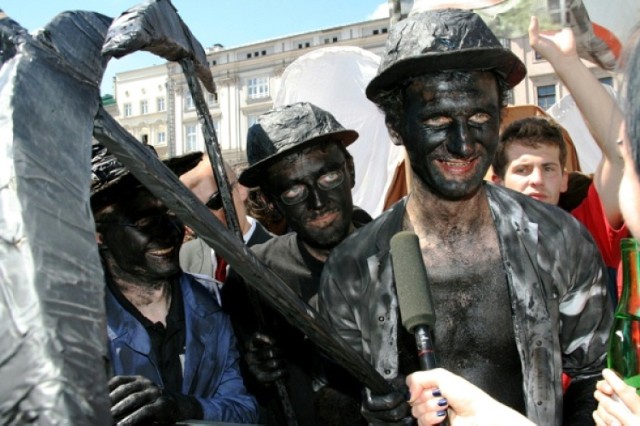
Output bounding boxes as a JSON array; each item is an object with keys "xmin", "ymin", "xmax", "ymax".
[
  {"xmin": 109, "ymin": 375, "xmax": 202, "ymax": 425},
  {"xmin": 244, "ymin": 332, "xmax": 287, "ymax": 384},
  {"xmin": 361, "ymin": 375, "xmax": 413, "ymax": 425}
]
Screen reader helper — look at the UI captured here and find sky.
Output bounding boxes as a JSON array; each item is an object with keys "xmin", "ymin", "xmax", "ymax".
[{"xmin": 2, "ymin": 1, "xmax": 392, "ymax": 95}]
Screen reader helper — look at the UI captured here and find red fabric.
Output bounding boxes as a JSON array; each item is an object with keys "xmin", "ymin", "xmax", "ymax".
[
  {"xmin": 571, "ymin": 184, "xmax": 628, "ymax": 270},
  {"xmin": 215, "ymin": 255, "xmax": 228, "ymax": 282}
]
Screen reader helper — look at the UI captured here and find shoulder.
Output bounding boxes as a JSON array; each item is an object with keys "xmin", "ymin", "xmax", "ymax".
[
  {"xmin": 325, "ymin": 199, "xmax": 405, "ymax": 272},
  {"xmin": 251, "ymin": 232, "xmax": 298, "ymax": 259},
  {"xmin": 488, "ymin": 183, "xmax": 583, "ymax": 230},
  {"xmin": 487, "ymin": 184, "xmax": 599, "ymax": 256},
  {"xmin": 180, "ymin": 237, "xmax": 206, "ymax": 256},
  {"xmin": 180, "ymin": 273, "xmax": 222, "ymax": 308},
  {"xmin": 248, "ymin": 220, "xmax": 273, "ymax": 246}
]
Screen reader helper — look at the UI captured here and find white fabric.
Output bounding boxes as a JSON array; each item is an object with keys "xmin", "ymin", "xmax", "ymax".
[{"xmin": 274, "ymin": 46, "xmax": 405, "ymax": 218}]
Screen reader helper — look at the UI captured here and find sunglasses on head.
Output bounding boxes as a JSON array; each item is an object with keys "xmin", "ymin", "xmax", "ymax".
[{"xmin": 205, "ymin": 180, "xmax": 237, "ymax": 210}]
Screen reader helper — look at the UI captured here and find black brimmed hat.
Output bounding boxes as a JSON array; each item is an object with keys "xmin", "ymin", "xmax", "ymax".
[
  {"xmin": 239, "ymin": 102, "xmax": 358, "ymax": 188},
  {"xmin": 366, "ymin": 8, "xmax": 526, "ymax": 101},
  {"xmin": 90, "ymin": 143, "xmax": 202, "ymax": 211}
]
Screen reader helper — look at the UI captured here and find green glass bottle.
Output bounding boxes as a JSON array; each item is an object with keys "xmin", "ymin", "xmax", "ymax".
[{"xmin": 608, "ymin": 238, "xmax": 640, "ymax": 391}]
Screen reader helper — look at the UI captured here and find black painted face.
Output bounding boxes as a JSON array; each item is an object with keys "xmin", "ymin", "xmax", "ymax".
[
  {"xmin": 399, "ymin": 71, "xmax": 500, "ymax": 200},
  {"xmin": 265, "ymin": 142, "xmax": 354, "ymax": 250},
  {"xmin": 97, "ymin": 188, "xmax": 184, "ymax": 280}
]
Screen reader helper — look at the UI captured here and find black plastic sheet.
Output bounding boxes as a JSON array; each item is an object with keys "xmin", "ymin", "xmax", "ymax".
[{"xmin": 0, "ymin": 10, "xmax": 112, "ymax": 425}]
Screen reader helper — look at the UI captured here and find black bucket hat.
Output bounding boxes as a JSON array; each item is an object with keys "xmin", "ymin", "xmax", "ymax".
[
  {"xmin": 239, "ymin": 102, "xmax": 358, "ymax": 188},
  {"xmin": 90, "ymin": 143, "xmax": 202, "ymax": 211},
  {"xmin": 366, "ymin": 8, "xmax": 526, "ymax": 101}
]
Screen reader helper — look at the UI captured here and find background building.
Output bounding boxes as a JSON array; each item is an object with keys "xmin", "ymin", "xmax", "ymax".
[{"xmin": 108, "ymin": 16, "xmax": 615, "ymax": 162}]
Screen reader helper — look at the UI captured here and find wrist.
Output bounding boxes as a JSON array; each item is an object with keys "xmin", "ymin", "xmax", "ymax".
[{"xmin": 167, "ymin": 392, "xmax": 204, "ymax": 421}]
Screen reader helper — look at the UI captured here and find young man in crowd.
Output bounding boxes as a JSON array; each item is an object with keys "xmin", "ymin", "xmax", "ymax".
[
  {"xmin": 318, "ymin": 9, "xmax": 612, "ymax": 425},
  {"xmin": 224, "ymin": 102, "xmax": 371, "ymax": 425},
  {"xmin": 492, "ymin": 17, "xmax": 627, "ymax": 302},
  {"xmin": 179, "ymin": 154, "xmax": 271, "ymax": 282},
  {"xmin": 90, "ymin": 144, "xmax": 257, "ymax": 424}
]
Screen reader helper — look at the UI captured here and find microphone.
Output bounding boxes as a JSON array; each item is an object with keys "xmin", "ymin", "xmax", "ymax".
[
  {"xmin": 391, "ymin": 231, "xmax": 449, "ymax": 426},
  {"xmin": 390, "ymin": 231, "xmax": 437, "ymax": 371}
]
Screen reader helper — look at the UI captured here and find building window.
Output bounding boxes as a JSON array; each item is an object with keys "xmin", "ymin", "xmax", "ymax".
[
  {"xmin": 599, "ymin": 76, "xmax": 613, "ymax": 87},
  {"xmin": 536, "ymin": 84, "xmax": 556, "ymax": 110},
  {"xmin": 123, "ymin": 103, "xmax": 132, "ymax": 117},
  {"xmin": 297, "ymin": 42, "xmax": 310, "ymax": 49},
  {"xmin": 140, "ymin": 100, "xmax": 148, "ymax": 115},
  {"xmin": 373, "ymin": 29, "xmax": 379, "ymax": 35},
  {"xmin": 185, "ymin": 124, "xmax": 198, "ymax": 152},
  {"xmin": 156, "ymin": 131, "xmax": 166, "ymax": 145},
  {"xmin": 157, "ymin": 97, "xmax": 165, "ymax": 112},
  {"xmin": 185, "ymin": 92, "xmax": 195, "ymax": 110},
  {"xmin": 382, "ymin": 28, "xmax": 388, "ymax": 34},
  {"xmin": 247, "ymin": 77, "xmax": 269, "ymax": 100}
]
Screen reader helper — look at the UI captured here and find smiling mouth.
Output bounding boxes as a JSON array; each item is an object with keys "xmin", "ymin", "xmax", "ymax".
[
  {"xmin": 148, "ymin": 247, "xmax": 174, "ymax": 256},
  {"xmin": 308, "ymin": 211, "xmax": 339, "ymax": 228},
  {"xmin": 436, "ymin": 158, "xmax": 478, "ymax": 175}
]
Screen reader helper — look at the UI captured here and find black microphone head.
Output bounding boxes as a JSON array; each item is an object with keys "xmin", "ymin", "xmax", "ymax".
[{"xmin": 390, "ymin": 231, "xmax": 436, "ymax": 333}]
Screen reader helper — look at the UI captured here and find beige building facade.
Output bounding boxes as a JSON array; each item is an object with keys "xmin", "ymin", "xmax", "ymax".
[{"xmin": 108, "ymin": 17, "xmax": 615, "ymax": 161}]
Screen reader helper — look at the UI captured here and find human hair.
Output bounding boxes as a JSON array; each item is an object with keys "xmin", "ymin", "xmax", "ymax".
[
  {"xmin": 622, "ymin": 28, "xmax": 640, "ymax": 177},
  {"xmin": 492, "ymin": 116, "xmax": 567, "ymax": 179},
  {"xmin": 371, "ymin": 70, "xmax": 510, "ymax": 142}
]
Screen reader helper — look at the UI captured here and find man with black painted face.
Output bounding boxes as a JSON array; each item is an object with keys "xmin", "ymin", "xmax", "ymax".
[
  {"xmin": 317, "ymin": 9, "xmax": 612, "ymax": 426},
  {"xmin": 90, "ymin": 145, "xmax": 257, "ymax": 425},
  {"xmin": 223, "ymin": 102, "xmax": 371, "ymax": 425}
]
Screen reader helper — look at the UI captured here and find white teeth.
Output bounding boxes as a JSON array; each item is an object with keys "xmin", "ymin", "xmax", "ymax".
[
  {"xmin": 441, "ymin": 160, "xmax": 470, "ymax": 166},
  {"xmin": 149, "ymin": 247, "xmax": 173, "ymax": 256}
]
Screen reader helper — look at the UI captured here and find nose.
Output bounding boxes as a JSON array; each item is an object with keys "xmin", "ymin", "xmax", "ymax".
[
  {"xmin": 306, "ymin": 186, "xmax": 327, "ymax": 210},
  {"xmin": 446, "ymin": 120, "xmax": 474, "ymax": 158},
  {"xmin": 529, "ymin": 167, "xmax": 544, "ymax": 186}
]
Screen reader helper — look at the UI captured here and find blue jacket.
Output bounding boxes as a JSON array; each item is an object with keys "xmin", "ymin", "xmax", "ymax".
[{"xmin": 106, "ymin": 273, "xmax": 258, "ymax": 423}]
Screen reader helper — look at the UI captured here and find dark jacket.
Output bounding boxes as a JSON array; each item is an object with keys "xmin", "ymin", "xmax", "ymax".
[{"xmin": 318, "ymin": 184, "xmax": 613, "ymax": 426}]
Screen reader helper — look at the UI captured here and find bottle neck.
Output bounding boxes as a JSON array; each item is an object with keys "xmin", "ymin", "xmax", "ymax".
[{"xmin": 618, "ymin": 239, "xmax": 640, "ymax": 316}]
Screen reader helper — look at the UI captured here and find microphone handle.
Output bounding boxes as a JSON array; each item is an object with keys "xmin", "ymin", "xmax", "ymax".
[
  {"xmin": 414, "ymin": 324, "xmax": 437, "ymax": 371},
  {"xmin": 414, "ymin": 324, "xmax": 450, "ymax": 426}
]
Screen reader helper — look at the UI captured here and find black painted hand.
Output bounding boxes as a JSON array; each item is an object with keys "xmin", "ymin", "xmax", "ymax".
[
  {"xmin": 108, "ymin": 375, "xmax": 201, "ymax": 425},
  {"xmin": 245, "ymin": 332, "xmax": 286, "ymax": 383},
  {"xmin": 361, "ymin": 376, "xmax": 413, "ymax": 425}
]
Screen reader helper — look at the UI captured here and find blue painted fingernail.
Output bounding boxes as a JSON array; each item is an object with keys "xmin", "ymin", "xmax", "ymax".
[
  {"xmin": 432, "ymin": 388, "xmax": 442, "ymax": 397},
  {"xmin": 437, "ymin": 410, "xmax": 447, "ymax": 417},
  {"xmin": 438, "ymin": 398, "xmax": 448, "ymax": 407}
]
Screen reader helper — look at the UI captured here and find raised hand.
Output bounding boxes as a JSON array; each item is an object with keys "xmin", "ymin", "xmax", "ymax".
[{"xmin": 528, "ymin": 15, "xmax": 579, "ymax": 67}]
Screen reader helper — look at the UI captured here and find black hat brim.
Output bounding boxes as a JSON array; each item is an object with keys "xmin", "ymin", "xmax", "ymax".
[
  {"xmin": 239, "ymin": 129, "xmax": 358, "ymax": 188},
  {"xmin": 366, "ymin": 48, "xmax": 527, "ymax": 100}
]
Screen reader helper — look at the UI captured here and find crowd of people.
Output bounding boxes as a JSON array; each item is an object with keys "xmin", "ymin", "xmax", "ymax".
[{"xmin": 87, "ymin": 7, "xmax": 640, "ymax": 426}]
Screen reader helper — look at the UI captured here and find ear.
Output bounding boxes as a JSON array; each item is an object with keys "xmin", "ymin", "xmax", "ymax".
[
  {"xmin": 560, "ymin": 170, "xmax": 569, "ymax": 193},
  {"xmin": 491, "ymin": 173, "xmax": 503, "ymax": 185},
  {"xmin": 96, "ymin": 232, "xmax": 104, "ymax": 246},
  {"xmin": 346, "ymin": 156, "xmax": 356, "ymax": 189},
  {"xmin": 236, "ymin": 182, "xmax": 249, "ymax": 202}
]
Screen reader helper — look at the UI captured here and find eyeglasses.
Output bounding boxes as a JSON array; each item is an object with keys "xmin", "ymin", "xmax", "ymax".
[
  {"xmin": 97, "ymin": 212, "xmax": 179, "ymax": 232},
  {"xmin": 205, "ymin": 180, "xmax": 238, "ymax": 211},
  {"xmin": 278, "ymin": 165, "xmax": 346, "ymax": 206}
]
